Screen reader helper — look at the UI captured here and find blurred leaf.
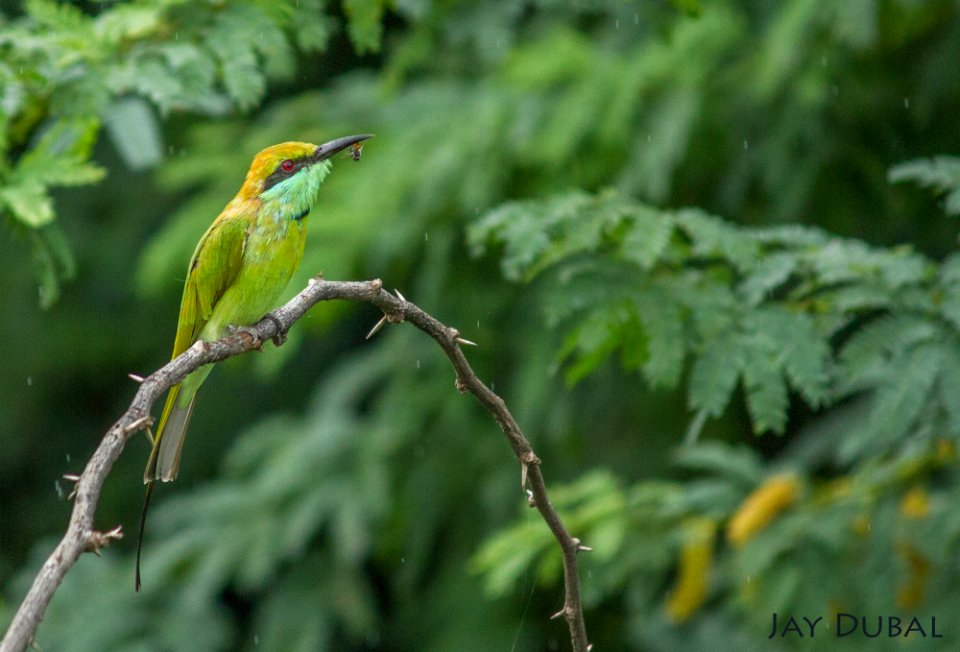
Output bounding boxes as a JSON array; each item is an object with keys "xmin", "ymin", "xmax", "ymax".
[
  {"xmin": 890, "ymin": 156, "xmax": 960, "ymax": 216},
  {"xmin": 103, "ymin": 98, "xmax": 163, "ymax": 170}
]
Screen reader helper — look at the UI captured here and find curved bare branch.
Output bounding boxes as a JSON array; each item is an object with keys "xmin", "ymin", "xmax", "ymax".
[{"xmin": 0, "ymin": 277, "xmax": 590, "ymax": 652}]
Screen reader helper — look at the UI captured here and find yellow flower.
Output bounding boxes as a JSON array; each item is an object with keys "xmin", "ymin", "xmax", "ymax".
[
  {"xmin": 935, "ymin": 439, "xmax": 955, "ymax": 464},
  {"xmin": 899, "ymin": 485, "xmax": 930, "ymax": 520},
  {"xmin": 895, "ymin": 543, "xmax": 930, "ymax": 609},
  {"xmin": 850, "ymin": 514, "xmax": 871, "ymax": 537},
  {"xmin": 727, "ymin": 473, "xmax": 800, "ymax": 547},
  {"xmin": 666, "ymin": 518, "xmax": 717, "ymax": 623}
]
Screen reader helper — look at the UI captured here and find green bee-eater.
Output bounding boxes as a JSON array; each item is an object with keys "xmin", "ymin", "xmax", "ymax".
[{"xmin": 136, "ymin": 134, "xmax": 372, "ymax": 589}]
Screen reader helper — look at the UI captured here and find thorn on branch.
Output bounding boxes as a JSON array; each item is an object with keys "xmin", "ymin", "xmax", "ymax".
[
  {"xmin": 128, "ymin": 373, "xmax": 144, "ymax": 383},
  {"xmin": 63, "ymin": 474, "xmax": 81, "ymax": 501},
  {"xmin": 394, "ymin": 288, "xmax": 407, "ymax": 302},
  {"xmin": 366, "ymin": 315, "xmax": 388, "ymax": 340},
  {"xmin": 447, "ymin": 326, "xmax": 478, "ymax": 347},
  {"xmin": 85, "ymin": 526, "xmax": 123, "ymax": 556},
  {"xmin": 365, "ymin": 306, "xmax": 405, "ymax": 340},
  {"xmin": 551, "ymin": 607, "xmax": 567, "ymax": 620},
  {"xmin": 572, "ymin": 538, "xmax": 593, "ymax": 553},
  {"xmin": 122, "ymin": 415, "xmax": 154, "ymax": 436}
]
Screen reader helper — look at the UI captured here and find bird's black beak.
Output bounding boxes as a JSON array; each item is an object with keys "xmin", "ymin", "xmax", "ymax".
[{"xmin": 311, "ymin": 134, "xmax": 374, "ymax": 163}]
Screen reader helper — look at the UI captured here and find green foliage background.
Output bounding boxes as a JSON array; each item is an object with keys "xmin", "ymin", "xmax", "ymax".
[{"xmin": 2, "ymin": 0, "xmax": 960, "ymax": 650}]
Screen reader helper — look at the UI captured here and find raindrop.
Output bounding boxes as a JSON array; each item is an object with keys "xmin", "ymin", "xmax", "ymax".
[
  {"xmin": 54, "ymin": 481, "xmax": 63, "ymax": 499},
  {"xmin": 66, "ymin": 453, "xmax": 71, "ymax": 462},
  {"xmin": 634, "ymin": 13, "xmax": 639, "ymax": 25},
  {"xmin": 491, "ymin": 382, "xmax": 495, "ymax": 391},
  {"xmin": 254, "ymin": 635, "xmax": 259, "ymax": 645},
  {"xmin": 424, "ymin": 232, "xmax": 429, "ymax": 242},
  {"xmin": 615, "ymin": 19, "xmax": 620, "ymax": 29},
  {"xmin": 26, "ymin": 376, "xmax": 32, "ymax": 386},
  {"xmin": 587, "ymin": 570, "xmax": 592, "ymax": 578},
  {"xmin": 416, "ymin": 359, "xmax": 421, "ymax": 369},
  {"xmin": 401, "ymin": 557, "xmax": 406, "ymax": 564},
  {"xmin": 903, "ymin": 97, "xmax": 910, "ymax": 109},
  {"xmin": 821, "ymin": 55, "xmax": 827, "ymax": 66},
  {"xmin": 743, "ymin": 140, "xmax": 749, "ymax": 150},
  {"xmin": 175, "ymin": 32, "xmax": 179, "ymax": 41},
  {"xmin": 647, "ymin": 134, "xmax": 651, "ymax": 142}
]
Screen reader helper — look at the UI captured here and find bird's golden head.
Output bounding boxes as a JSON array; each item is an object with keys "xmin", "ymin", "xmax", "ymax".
[{"xmin": 239, "ymin": 136, "xmax": 372, "ymax": 199}]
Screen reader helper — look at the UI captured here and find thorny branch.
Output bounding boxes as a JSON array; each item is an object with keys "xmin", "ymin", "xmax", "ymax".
[{"xmin": 0, "ymin": 277, "xmax": 591, "ymax": 652}]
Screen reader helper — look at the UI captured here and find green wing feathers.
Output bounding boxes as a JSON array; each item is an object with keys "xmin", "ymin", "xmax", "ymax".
[
  {"xmin": 144, "ymin": 211, "xmax": 249, "ymax": 483},
  {"xmin": 173, "ymin": 212, "xmax": 250, "ymax": 357}
]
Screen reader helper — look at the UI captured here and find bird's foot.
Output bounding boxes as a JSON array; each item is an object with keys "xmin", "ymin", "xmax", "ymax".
[
  {"xmin": 227, "ymin": 324, "xmax": 264, "ymax": 351},
  {"xmin": 263, "ymin": 312, "xmax": 287, "ymax": 346}
]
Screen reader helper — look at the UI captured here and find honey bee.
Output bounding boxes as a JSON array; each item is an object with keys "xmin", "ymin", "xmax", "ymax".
[{"xmin": 351, "ymin": 142, "xmax": 363, "ymax": 162}]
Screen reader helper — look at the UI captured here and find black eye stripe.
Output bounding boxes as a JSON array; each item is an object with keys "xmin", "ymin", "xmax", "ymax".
[{"xmin": 263, "ymin": 159, "xmax": 305, "ymax": 191}]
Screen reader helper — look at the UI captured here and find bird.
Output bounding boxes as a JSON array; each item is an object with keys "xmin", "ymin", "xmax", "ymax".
[{"xmin": 136, "ymin": 134, "xmax": 372, "ymax": 591}]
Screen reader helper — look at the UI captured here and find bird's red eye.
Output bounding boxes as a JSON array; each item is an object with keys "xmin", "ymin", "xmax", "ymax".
[{"xmin": 280, "ymin": 159, "xmax": 295, "ymax": 172}]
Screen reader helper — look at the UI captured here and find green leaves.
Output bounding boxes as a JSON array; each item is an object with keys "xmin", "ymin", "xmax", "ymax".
[
  {"xmin": 472, "ymin": 188, "xmax": 956, "ymax": 441},
  {"xmin": 890, "ymin": 156, "xmax": 960, "ymax": 216},
  {"xmin": 0, "ymin": 0, "xmax": 378, "ymax": 307},
  {"xmin": 0, "ymin": 118, "xmax": 103, "ymax": 306},
  {"xmin": 0, "ymin": 182, "xmax": 55, "ymax": 228},
  {"xmin": 344, "ymin": 0, "xmax": 387, "ymax": 54}
]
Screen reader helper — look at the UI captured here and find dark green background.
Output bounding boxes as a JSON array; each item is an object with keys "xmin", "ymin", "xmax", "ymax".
[{"xmin": 3, "ymin": 1, "xmax": 960, "ymax": 650}]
